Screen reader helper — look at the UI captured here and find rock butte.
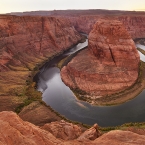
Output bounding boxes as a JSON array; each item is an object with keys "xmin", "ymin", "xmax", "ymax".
[
  {"xmin": 1, "ymin": 111, "xmax": 145, "ymax": 145},
  {"xmin": 61, "ymin": 19, "xmax": 140, "ymax": 100}
]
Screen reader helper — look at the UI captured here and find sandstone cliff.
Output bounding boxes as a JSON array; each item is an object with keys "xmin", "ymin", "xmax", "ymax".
[
  {"xmin": 69, "ymin": 15, "xmax": 145, "ymax": 39},
  {"xmin": 0, "ymin": 15, "xmax": 82, "ymax": 123},
  {"xmin": 42, "ymin": 120, "xmax": 82, "ymax": 140},
  {"xmin": 0, "ymin": 15, "xmax": 81, "ymax": 72},
  {"xmin": 1, "ymin": 111, "xmax": 145, "ymax": 145},
  {"xmin": 118, "ymin": 16, "xmax": 145, "ymax": 39},
  {"xmin": 61, "ymin": 19, "xmax": 140, "ymax": 104},
  {"xmin": 7, "ymin": 10, "xmax": 145, "ymax": 39}
]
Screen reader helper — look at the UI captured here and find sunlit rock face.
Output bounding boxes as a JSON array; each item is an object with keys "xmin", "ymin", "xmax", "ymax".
[
  {"xmin": 0, "ymin": 111, "xmax": 99, "ymax": 145},
  {"xmin": 41, "ymin": 120, "xmax": 82, "ymax": 140},
  {"xmin": 61, "ymin": 19, "xmax": 140, "ymax": 99},
  {"xmin": 1, "ymin": 111, "xmax": 145, "ymax": 145}
]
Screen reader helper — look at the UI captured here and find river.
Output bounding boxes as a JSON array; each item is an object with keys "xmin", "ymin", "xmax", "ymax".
[{"xmin": 34, "ymin": 37, "xmax": 145, "ymax": 127}]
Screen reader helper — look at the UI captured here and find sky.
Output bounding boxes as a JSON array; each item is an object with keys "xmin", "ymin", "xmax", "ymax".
[{"xmin": 0, "ymin": 0, "xmax": 145, "ymax": 14}]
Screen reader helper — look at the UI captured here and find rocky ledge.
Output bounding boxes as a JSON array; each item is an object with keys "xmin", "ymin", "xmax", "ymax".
[
  {"xmin": 61, "ymin": 19, "xmax": 140, "ymax": 104},
  {"xmin": 1, "ymin": 111, "xmax": 145, "ymax": 145}
]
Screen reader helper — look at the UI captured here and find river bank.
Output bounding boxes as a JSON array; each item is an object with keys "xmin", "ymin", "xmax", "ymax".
[
  {"xmin": 14, "ymin": 35, "xmax": 91, "ymax": 128},
  {"xmin": 61, "ymin": 37, "xmax": 145, "ymax": 106},
  {"xmin": 70, "ymin": 60, "xmax": 145, "ymax": 106},
  {"xmin": 34, "ymin": 35, "xmax": 145, "ymax": 127},
  {"xmin": 59, "ymin": 42, "xmax": 145, "ymax": 106}
]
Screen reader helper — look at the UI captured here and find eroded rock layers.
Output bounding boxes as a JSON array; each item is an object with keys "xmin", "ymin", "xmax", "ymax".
[
  {"xmin": 1, "ymin": 111, "xmax": 145, "ymax": 145},
  {"xmin": 0, "ymin": 15, "xmax": 82, "ymax": 113},
  {"xmin": 61, "ymin": 19, "xmax": 140, "ymax": 99},
  {"xmin": 0, "ymin": 15, "xmax": 81, "ymax": 72},
  {"xmin": 69, "ymin": 16, "xmax": 145, "ymax": 39}
]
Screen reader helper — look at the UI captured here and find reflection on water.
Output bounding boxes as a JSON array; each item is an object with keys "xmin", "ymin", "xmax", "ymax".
[
  {"xmin": 138, "ymin": 51, "xmax": 145, "ymax": 62},
  {"xmin": 65, "ymin": 40, "xmax": 88, "ymax": 55},
  {"xmin": 35, "ymin": 40, "xmax": 145, "ymax": 127},
  {"xmin": 136, "ymin": 44, "xmax": 145, "ymax": 51},
  {"xmin": 136, "ymin": 44, "xmax": 145, "ymax": 62}
]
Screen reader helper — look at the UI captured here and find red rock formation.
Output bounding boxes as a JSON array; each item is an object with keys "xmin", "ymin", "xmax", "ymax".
[
  {"xmin": 77, "ymin": 124, "xmax": 101, "ymax": 141},
  {"xmin": 0, "ymin": 111, "xmax": 97, "ymax": 145},
  {"xmin": 118, "ymin": 16, "xmax": 145, "ymax": 39},
  {"xmin": 6, "ymin": 10, "xmax": 145, "ymax": 39},
  {"xmin": 69, "ymin": 16, "xmax": 100, "ymax": 34},
  {"xmin": 0, "ymin": 15, "xmax": 82, "ymax": 72},
  {"xmin": 69, "ymin": 15, "xmax": 145, "ymax": 39},
  {"xmin": 0, "ymin": 111, "xmax": 62, "ymax": 145},
  {"xmin": 126, "ymin": 127, "xmax": 145, "ymax": 135},
  {"xmin": 0, "ymin": 15, "xmax": 82, "ymax": 113},
  {"xmin": 1, "ymin": 111, "xmax": 145, "ymax": 145},
  {"xmin": 18, "ymin": 101, "xmax": 61, "ymax": 126},
  {"xmin": 61, "ymin": 19, "xmax": 140, "ymax": 103},
  {"xmin": 93, "ymin": 130, "xmax": 145, "ymax": 145},
  {"xmin": 42, "ymin": 120, "xmax": 82, "ymax": 140}
]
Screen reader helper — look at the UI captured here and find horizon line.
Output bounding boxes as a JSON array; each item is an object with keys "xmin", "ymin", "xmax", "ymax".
[{"xmin": 2, "ymin": 8, "xmax": 145, "ymax": 14}]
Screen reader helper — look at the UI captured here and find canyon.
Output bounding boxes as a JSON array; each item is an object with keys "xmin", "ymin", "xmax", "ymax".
[
  {"xmin": 8, "ymin": 10, "xmax": 145, "ymax": 39},
  {"xmin": 69, "ymin": 15, "xmax": 145, "ymax": 39},
  {"xmin": 0, "ymin": 9, "xmax": 145, "ymax": 144},
  {"xmin": 0, "ymin": 15, "xmax": 82, "ymax": 124}
]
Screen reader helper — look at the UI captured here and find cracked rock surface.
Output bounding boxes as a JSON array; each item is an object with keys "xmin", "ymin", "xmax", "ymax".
[{"xmin": 61, "ymin": 19, "xmax": 140, "ymax": 99}]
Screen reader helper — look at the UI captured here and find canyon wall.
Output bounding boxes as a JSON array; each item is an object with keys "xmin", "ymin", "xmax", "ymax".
[
  {"xmin": 69, "ymin": 15, "xmax": 145, "ymax": 39},
  {"xmin": 118, "ymin": 16, "xmax": 145, "ymax": 39},
  {"xmin": 0, "ymin": 15, "xmax": 82, "ymax": 121},
  {"xmin": 7, "ymin": 10, "xmax": 145, "ymax": 39},
  {"xmin": 61, "ymin": 19, "xmax": 140, "ymax": 104},
  {"xmin": 0, "ymin": 15, "xmax": 81, "ymax": 72}
]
